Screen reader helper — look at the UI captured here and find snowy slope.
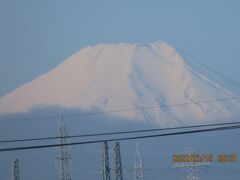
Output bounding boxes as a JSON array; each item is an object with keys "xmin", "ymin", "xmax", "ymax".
[{"xmin": 0, "ymin": 41, "xmax": 239, "ymax": 126}]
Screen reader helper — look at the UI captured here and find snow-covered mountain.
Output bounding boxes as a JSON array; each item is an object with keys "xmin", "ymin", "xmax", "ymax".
[{"xmin": 0, "ymin": 41, "xmax": 239, "ymax": 126}]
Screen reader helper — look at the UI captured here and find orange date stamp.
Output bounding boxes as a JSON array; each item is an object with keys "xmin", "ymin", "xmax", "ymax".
[
  {"xmin": 217, "ymin": 154, "xmax": 237, "ymax": 163},
  {"xmin": 172, "ymin": 153, "xmax": 237, "ymax": 163}
]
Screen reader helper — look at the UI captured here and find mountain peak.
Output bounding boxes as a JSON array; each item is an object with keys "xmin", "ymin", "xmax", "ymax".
[{"xmin": 0, "ymin": 41, "xmax": 239, "ymax": 126}]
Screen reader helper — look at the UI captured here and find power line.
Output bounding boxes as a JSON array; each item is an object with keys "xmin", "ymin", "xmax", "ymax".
[
  {"xmin": 178, "ymin": 48, "xmax": 240, "ymax": 92},
  {"xmin": 1, "ymin": 120, "xmax": 240, "ymax": 144},
  {"xmin": 0, "ymin": 96, "xmax": 239, "ymax": 124},
  {"xmin": 0, "ymin": 124, "xmax": 240, "ymax": 152}
]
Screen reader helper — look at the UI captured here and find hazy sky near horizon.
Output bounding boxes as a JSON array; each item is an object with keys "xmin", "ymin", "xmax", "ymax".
[{"xmin": 0, "ymin": 0, "xmax": 240, "ymax": 96}]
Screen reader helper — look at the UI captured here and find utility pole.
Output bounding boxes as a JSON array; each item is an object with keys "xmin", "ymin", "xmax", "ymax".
[
  {"xmin": 114, "ymin": 141, "xmax": 123, "ymax": 180},
  {"xmin": 12, "ymin": 158, "xmax": 20, "ymax": 180},
  {"xmin": 134, "ymin": 142, "xmax": 144, "ymax": 180},
  {"xmin": 56, "ymin": 116, "xmax": 71, "ymax": 180},
  {"xmin": 102, "ymin": 141, "xmax": 111, "ymax": 180}
]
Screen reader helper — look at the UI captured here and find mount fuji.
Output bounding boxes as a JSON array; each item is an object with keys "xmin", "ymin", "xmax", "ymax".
[{"xmin": 0, "ymin": 41, "xmax": 239, "ymax": 126}]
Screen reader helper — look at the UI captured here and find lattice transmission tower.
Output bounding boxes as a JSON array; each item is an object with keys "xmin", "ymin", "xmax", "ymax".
[
  {"xmin": 56, "ymin": 116, "xmax": 72, "ymax": 180},
  {"xmin": 134, "ymin": 142, "xmax": 144, "ymax": 180},
  {"xmin": 12, "ymin": 158, "xmax": 20, "ymax": 180},
  {"xmin": 173, "ymin": 146, "xmax": 211, "ymax": 180},
  {"xmin": 114, "ymin": 141, "xmax": 123, "ymax": 180},
  {"xmin": 185, "ymin": 147, "xmax": 199, "ymax": 180},
  {"xmin": 102, "ymin": 141, "xmax": 111, "ymax": 180}
]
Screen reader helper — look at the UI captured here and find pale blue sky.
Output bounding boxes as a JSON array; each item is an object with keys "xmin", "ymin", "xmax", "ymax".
[
  {"xmin": 1, "ymin": 2, "xmax": 240, "ymax": 179},
  {"xmin": 0, "ymin": 0, "xmax": 240, "ymax": 96}
]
